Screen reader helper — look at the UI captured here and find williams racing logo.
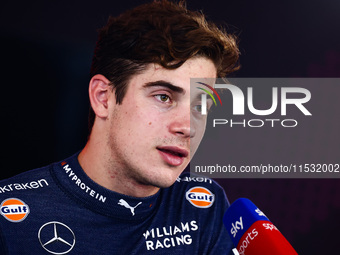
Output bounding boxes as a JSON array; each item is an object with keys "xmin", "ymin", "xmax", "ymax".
[
  {"xmin": 185, "ymin": 187, "xmax": 215, "ymax": 208},
  {"xmin": 0, "ymin": 198, "xmax": 30, "ymax": 222}
]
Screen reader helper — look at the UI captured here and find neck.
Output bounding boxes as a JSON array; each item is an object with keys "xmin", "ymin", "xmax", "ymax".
[{"xmin": 78, "ymin": 134, "xmax": 159, "ymax": 198}]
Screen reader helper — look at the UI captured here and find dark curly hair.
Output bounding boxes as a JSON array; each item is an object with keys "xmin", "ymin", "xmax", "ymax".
[{"xmin": 88, "ymin": 0, "xmax": 240, "ymax": 132}]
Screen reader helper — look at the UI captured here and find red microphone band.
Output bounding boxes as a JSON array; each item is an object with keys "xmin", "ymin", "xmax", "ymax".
[{"xmin": 236, "ymin": 220, "xmax": 298, "ymax": 255}]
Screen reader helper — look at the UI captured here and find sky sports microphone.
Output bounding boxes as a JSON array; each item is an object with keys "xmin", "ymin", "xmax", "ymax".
[{"xmin": 223, "ymin": 198, "xmax": 298, "ymax": 255}]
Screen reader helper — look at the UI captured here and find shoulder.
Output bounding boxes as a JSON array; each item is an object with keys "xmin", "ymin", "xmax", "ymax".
[
  {"xmin": 163, "ymin": 173, "xmax": 233, "ymax": 253},
  {"xmin": 0, "ymin": 164, "xmax": 57, "ymax": 227},
  {"xmin": 0, "ymin": 164, "xmax": 53, "ymax": 199}
]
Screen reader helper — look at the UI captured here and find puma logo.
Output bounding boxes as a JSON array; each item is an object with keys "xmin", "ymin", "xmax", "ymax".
[{"xmin": 118, "ymin": 199, "xmax": 142, "ymax": 216}]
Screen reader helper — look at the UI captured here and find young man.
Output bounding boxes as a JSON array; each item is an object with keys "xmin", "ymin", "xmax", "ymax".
[{"xmin": 0, "ymin": 1, "xmax": 239, "ymax": 254}]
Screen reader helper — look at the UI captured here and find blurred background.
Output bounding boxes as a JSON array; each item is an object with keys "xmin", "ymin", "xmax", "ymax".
[{"xmin": 1, "ymin": 0, "xmax": 339, "ymax": 253}]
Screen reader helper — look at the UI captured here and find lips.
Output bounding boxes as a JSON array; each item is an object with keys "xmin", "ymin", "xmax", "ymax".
[{"xmin": 157, "ymin": 146, "xmax": 189, "ymax": 166}]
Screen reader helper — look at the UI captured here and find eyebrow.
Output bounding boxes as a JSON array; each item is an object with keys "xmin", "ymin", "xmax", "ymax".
[{"xmin": 143, "ymin": 80, "xmax": 185, "ymax": 94}]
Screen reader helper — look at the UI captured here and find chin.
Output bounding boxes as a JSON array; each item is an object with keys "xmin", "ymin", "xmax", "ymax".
[
  {"xmin": 154, "ymin": 180, "xmax": 175, "ymax": 189},
  {"xmin": 148, "ymin": 173, "xmax": 179, "ymax": 189},
  {"xmin": 136, "ymin": 166, "xmax": 184, "ymax": 189}
]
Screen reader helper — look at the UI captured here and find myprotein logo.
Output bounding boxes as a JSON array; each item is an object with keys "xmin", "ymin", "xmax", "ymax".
[
  {"xmin": 61, "ymin": 162, "xmax": 107, "ymax": 203},
  {"xmin": 198, "ymin": 81, "xmax": 312, "ymax": 128},
  {"xmin": 185, "ymin": 186, "xmax": 215, "ymax": 208},
  {"xmin": 0, "ymin": 198, "xmax": 30, "ymax": 222}
]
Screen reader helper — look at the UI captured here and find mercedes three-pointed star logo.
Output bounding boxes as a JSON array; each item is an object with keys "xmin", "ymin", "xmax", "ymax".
[{"xmin": 38, "ymin": 221, "xmax": 76, "ymax": 255}]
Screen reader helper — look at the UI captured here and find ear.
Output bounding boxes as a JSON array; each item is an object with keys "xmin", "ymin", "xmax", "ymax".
[{"xmin": 88, "ymin": 74, "xmax": 115, "ymax": 119}]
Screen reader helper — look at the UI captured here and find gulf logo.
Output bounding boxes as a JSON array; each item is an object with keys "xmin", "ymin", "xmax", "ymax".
[
  {"xmin": 186, "ymin": 186, "xmax": 215, "ymax": 208},
  {"xmin": 0, "ymin": 198, "xmax": 30, "ymax": 223}
]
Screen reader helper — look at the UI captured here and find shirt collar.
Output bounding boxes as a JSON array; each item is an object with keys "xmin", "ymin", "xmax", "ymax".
[{"xmin": 51, "ymin": 153, "xmax": 161, "ymax": 220}]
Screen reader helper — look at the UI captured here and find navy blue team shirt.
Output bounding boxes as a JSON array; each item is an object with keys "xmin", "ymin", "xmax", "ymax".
[{"xmin": 0, "ymin": 153, "xmax": 234, "ymax": 254}]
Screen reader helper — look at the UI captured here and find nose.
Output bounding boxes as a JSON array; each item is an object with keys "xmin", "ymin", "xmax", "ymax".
[
  {"xmin": 169, "ymin": 120, "xmax": 194, "ymax": 138},
  {"xmin": 168, "ymin": 107, "xmax": 195, "ymax": 138}
]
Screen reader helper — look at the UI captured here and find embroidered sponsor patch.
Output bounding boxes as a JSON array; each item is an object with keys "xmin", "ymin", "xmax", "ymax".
[
  {"xmin": 185, "ymin": 186, "xmax": 215, "ymax": 208},
  {"xmin": 0, "ymin": 198, "xmax": 30, "ymax": 222}
]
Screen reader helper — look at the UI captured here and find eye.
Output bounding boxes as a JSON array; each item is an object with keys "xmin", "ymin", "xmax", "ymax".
[
  {"xmin": 192, "ymin": 99, "xmax": 213, "ymax": 115},
  {"xmin": 193, "ymin": 104, "xmax": 202, "ymax": 113},
  {"xmin": 154, "ymin": 94, "xmax": 171, "ymax": 103}
]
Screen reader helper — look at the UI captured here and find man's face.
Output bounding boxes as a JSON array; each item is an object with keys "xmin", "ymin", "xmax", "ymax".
[{"xmin": 106, "ymin": 57, "xmax": 216, "ymax": 188}]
